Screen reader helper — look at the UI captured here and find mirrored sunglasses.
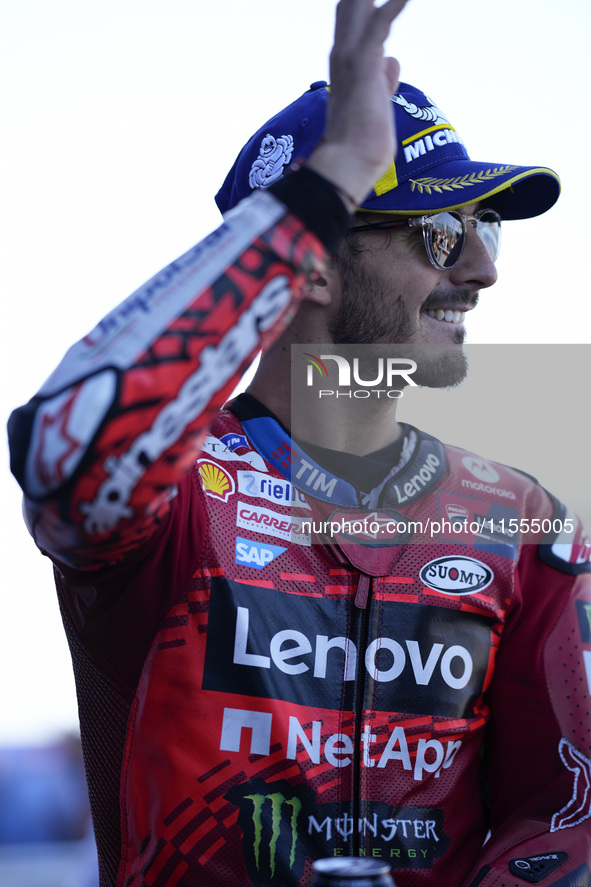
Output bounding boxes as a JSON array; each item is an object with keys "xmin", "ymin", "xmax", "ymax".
[{"xmin": 349, "ymin": 209, "xmax": 502, "ymax": 270}]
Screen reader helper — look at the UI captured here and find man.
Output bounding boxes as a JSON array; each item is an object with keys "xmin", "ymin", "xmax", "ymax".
[{"xmin": 7, "ymin": 1, "xmax": 591, "ymax": 885}]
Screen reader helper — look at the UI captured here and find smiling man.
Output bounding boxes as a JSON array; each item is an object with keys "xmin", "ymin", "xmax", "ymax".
[{"xmin": 7, "ymin": 1, "xmax": 591, "ymax": 886}]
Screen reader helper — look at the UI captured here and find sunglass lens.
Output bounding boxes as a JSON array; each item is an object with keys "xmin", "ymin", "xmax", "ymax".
[
  {"xmin": 476, "ymin": 211, "xmax": 501, "ymax": 261},
  {"xmin": 429, "ymin": 212, "xmax": 464, "ymax": 268}
]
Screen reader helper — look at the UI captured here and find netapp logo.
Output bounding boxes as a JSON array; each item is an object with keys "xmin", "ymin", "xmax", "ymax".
[
  {"xmin": 203, "ymin": 579, "xmax": 493, "ymax": 718},
  {"xmin": 220, "ymin": 709, "xmax": 462, "ymax": 781}
]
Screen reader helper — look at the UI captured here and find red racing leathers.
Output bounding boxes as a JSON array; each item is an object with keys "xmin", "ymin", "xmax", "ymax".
[{"xmin": 8, "ymin": 170, "xmax": 591, "ymax": 886}]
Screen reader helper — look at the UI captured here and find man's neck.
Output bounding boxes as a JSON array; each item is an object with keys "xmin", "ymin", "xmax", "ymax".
[{"xmin": 246, "ymin": 374, "xmax": 404, "ymax": 456}]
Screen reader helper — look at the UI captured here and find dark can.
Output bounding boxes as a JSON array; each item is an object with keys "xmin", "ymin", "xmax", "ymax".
[{"xmin": 311, "ymin": 858, "xmax": 396, "ymax": 887}]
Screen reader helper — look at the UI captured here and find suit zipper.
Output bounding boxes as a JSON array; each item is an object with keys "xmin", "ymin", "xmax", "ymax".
[{"xmin": 351, "ymin": 572, "xmax": 372, "ymax": 857}]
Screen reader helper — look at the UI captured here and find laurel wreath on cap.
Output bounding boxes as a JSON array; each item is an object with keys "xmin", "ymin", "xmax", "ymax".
[{"xmin": 409, "ymin": 165, "xmax": 518, "ymax": 194}]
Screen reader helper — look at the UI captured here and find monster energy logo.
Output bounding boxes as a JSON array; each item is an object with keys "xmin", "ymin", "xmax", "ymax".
[
  {"xmin": 247, "ymin": 792, "xmax": 301, "ymax": 876},
  {"xmin": 227, "ymin": 781, "xmax": 452, "ymax": 879},
  {"xmin": 226, "ymin": 778, "xmax": 313, "ymax": 886}
]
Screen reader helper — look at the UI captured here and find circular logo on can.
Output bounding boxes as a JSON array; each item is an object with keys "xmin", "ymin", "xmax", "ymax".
[{"xmin": 419, "ymin": 555, "xmax": 493, "ymax": 594}]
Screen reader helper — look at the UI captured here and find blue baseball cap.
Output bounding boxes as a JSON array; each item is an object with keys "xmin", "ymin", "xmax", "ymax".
[{"xmin": 216, "ymin": 81, "xmax": 560, "ymax": 220}]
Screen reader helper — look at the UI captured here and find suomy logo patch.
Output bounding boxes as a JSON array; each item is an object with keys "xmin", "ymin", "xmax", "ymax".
[{"xmin": 419, "ymin": 556, "xmax": 493, "ymax": 595}]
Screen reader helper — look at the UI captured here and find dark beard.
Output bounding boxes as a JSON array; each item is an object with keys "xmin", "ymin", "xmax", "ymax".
[
  {"xmin": 405, "ymin": 343, "xmax": 468, "ymax": 388},
  {"xmin": 328, "ymin": 250, "xmax": 415, "ymax": 344},
  {"xmin": 328, "ymin": 243, "xmax": 470, "ymax": 389}
]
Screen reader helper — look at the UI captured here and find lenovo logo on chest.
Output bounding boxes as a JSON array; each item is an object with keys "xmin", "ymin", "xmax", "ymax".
[
  {"xmin": 233, "ymin": 605, "xmax": 474, "ymax": 690},
  {"xmin": 203, "ymin": 579, "xmax": 493, "ymax": 718}
]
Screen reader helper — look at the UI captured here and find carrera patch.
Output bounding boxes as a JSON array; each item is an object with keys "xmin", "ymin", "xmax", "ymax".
[{"xmin": 236, "ymin": 502, "xmax": 310, "ymax": 545}]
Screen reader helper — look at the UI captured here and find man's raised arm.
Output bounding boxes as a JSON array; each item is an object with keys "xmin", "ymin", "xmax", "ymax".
[{"xmin": 7, "ymin": 0, "xmax": 407, "ymax": 570}]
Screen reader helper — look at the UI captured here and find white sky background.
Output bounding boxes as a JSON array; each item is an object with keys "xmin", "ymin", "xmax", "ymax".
[{"xmin": 1, "ymin": 0, "xmax": 590, "ymax": 742}]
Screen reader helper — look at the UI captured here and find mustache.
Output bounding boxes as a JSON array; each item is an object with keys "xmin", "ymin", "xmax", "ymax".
[{"xmin": 422, "ymin": 288, "xmax": 479, "ymax": 311}]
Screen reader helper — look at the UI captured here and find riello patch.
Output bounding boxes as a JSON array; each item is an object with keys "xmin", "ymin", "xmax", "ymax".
[
  {"xmin": 419, "ymin": 556, "xmax": 493, "ymax": 595},
  {"xmin": 197, "ymin": 459, "xmax": 235, "ymax": 502}
]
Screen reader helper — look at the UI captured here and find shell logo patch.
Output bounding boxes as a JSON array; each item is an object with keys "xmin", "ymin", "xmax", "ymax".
[{"xmin": 197, "ymin": 459, "xmax": 235, "ymax": 502}]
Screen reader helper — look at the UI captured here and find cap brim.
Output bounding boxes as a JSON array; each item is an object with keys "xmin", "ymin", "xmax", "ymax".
[{"xmin": 361, "ymin": 161, "xmax": 561, "ymax": 221}]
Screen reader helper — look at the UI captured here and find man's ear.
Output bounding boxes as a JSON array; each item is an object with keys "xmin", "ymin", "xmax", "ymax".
[{"xmin": 302, "ymin": 267, "xmax": 338, "ymax": 307}]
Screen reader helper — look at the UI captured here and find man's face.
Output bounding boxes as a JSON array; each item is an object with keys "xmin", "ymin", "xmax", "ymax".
[{"xmin": 328, "ymin": 203, "xmax": 498, "ymax": 386}]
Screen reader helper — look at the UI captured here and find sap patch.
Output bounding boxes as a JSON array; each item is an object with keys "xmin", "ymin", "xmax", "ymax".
[{"xmin": 235, "ymin": 536, "xmax": 286, "ymax": 570}]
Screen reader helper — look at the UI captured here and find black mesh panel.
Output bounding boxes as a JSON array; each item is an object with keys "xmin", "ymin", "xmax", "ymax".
[{"xmin": 58, "ymin": 581, "xmax": 133, "ymax": 887}]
